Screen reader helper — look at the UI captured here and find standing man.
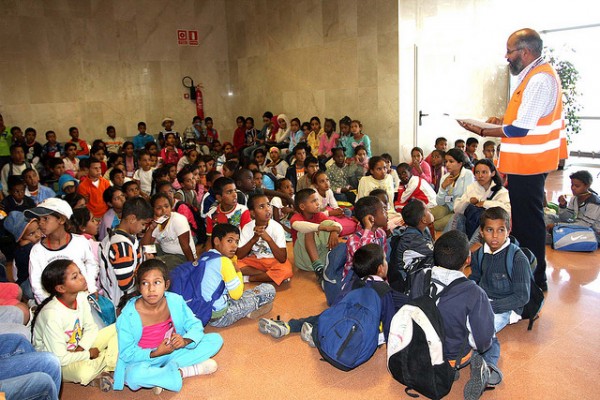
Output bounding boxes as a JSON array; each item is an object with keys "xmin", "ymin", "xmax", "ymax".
[{"xmin": 459, "ymin": 28, "xmax": 567, "ymax": 291}]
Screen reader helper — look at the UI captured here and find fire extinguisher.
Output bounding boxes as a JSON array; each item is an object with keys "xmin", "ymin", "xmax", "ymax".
[{"xmin": 195, "ymin": 85, "xmax": 204, "ymax": 120}]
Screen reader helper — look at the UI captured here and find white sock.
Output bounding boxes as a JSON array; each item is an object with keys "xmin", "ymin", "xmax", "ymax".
[
  {"xmin": 180, "ymin": 359, "xmax": 218, "ymax": 378},
  {"xmin": 243, "ymin": 275, "xmax": 250, "ymax": 283}
]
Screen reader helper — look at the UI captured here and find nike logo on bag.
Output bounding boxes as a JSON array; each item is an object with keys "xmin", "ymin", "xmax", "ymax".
[{"xmin": 570, "ymin": 235, "xmax": 585, "ymax": 241}]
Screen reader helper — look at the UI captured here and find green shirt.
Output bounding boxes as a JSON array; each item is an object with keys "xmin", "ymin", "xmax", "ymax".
[{"xmin": 0, "ymin": 128, "xmax": 12, "ymax": 156}]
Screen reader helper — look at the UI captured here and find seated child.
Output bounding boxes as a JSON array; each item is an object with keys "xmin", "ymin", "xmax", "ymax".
[
  {"xmin": 425, "ymin": 136, "xmax": 448, "ymax": 167},
  {"xmin": 4, "ymin": 211, "xmax": 42, "ymax": 300},
  {"xmin": 122, "ymin": 180, "xmax": 143, "ymax": 200},
  {"xmin": 23, "ymin": 168, "xmax": 55, "ymax": 204},
  {"xmin": 1, "ymin": 144, "xmax": 31, "ymax": 196},
  {"xmin": 78, "ymin": 158, "xmax": 111, "ymax": 218},
  {"xmin": 133, "ymin": 151, "xmax": 155, "ymax": 196},
  {"xmin": 465, "ymin": 137, "xmax": 479, "ymax": 166},
  {"xmin": 312, "ymin": 170, "xmax": 357, "ymax": 236},
  {"xmin": 454, "ymin": 139, "xmax": 466, "ymax": 152},
  {"xmin": 326, "ymin": 147, "xmax": 357, "ymax": 204},
  {"xmin": 370, "ymin": 189, "xmax": 403, "ymax": 231},
  {"xmin": 482, "ymin": 140, "xmax": 496, "ymax": 161},
  {"xmin": 343, "ymin": 196, "xmax": 389, "ymax": 278},
  {"xmin": 42, "ymin": 158, "xmax": 66, "ymax": 193},
  {"xmin": 205, "ymin": 177, "xmax": 251, "ymax": 241},
  {"xmin": 290, "ymin": 188, "xmax": 342, "ymax": 278},
  {"xmin": 271, "ymin": 178, "xmax": 295, "ymax": 241},
  {"xmin": 199, "ymin": 223, "xmax": 276, "ymax": 327},
  {"xmin": 554, "ymin": 170, "xmax": 600, "ymax": 243},
  {"xmin": 429, "ymin": 149, "xmax": 446, "ymax": 193},
  {"xmin": 469, "ymin": 207, "xmax": 531, "ymax": 386},
  {"xmin": 70, "ymin": 207, "xmax": 100, "ymax": 264},
  {"xmin": 430, "ymin": 230, "xmax": 495, "ymax": 399},
  {"xmin": 114, "ymin": 259, "xmax": 223, "ymax": 393},
  {"xmin": 394, "ymin": 162, "xmax": 437, "ymax": 210},
  {"xmin": 160, "ymin": 133, "xmax": 183, "ymax": 165},
  {"xmin": 237, "ymin": 193, "xmax": 293, "ymax": 285},
  {"xmin": 296, "ymin": 156, "xmax": 320, "ymax": 192},
  {"xmin": 285, "ymin": 143, "xmax": 308, "ymax": 191},
  {"xmin": 382, "ymin": 153, "xmax": 400, "ymax": 192},
  {"xmin": 99, "ymin": 197, "xmax": 153, "ymax": 309},
  {"xmin": 98, "ymin": 186, "xmax": 125, "ymax": 240},
  {"xmin": 233, "ymin": 168, "xmax": 256, "ymax": 206},
  {"xmin": 409, "ymin": 147, "xmax": 433, "ymax": 184},
  {"xmin": 387, "ymin": 199, "xmax": 434, "ymax": 292},
  {"xmin": 258, "ymin": 243, "xmax": 400, "ymax": 346},
  {"xmin": 356, "ymin": 156, "xmax": 395, "ymax": 203},
  {"xmin": 32, "ymin": 259, "xmax": 118, "ymax": 391},
  {"xmin": 348, "ymin": 145, "xmax": 368, "ymax": 187},
  {"xmin": 200, "ymin": 170, "xmax": 223, "ymax": 218},
  {"xmin": 63, "ymin": 142, "xmax": 80, "ymax": 176},
  {"xmin": 1, "ymin": 175, "xmax": 35, "ymax": 213},
  {"xmin": 175, "ymin": 165, "xmax": 200, "ymax": 209},
  {"xmin": 41, "ymin": 129, "xmax": 63, "ymax": 161}
]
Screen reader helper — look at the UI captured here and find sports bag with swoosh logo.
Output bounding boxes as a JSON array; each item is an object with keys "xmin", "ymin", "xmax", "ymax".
[{"xmin": 552, "ymin": 224, "xmax": 598, "ymax": 252}]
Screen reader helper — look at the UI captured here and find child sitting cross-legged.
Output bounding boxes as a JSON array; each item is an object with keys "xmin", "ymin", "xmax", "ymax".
[
  {"xmin": 342, "ymin": 196, "xmax": 389, "ymax": 279},
  {"xmin": 469, "ymin": 207, "xmax": 532, "ymax": 388},
  {"xmin": 290, "ymin": 188, "xmax": 342, "ymax": 281},
  {"xmin": 114, "ymin": 259, "xmax": 223, "ymax": 394},
  {"xmin": 201, "ymin": 223, "xmax": 276, "ymax": 327},
  {"xmin": 236, "ymin": 193, "xmax": 293, "ymax": 285},
  {"xmin": 258, "ymin": 243, "xmax": 401, "ymax": 346},
  {"xmin": 32, "ymin": 259, "xmax": 118, "ymax": 391},
  {"xmin": 205, "ymin": 177, "xmax": 251, "ymax": 245}
]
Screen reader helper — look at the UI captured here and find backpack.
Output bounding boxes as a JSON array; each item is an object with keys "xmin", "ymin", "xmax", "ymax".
[
  {"xmin": 174, "ymin": 200, "xmax": 207, "ymax": 245},
  {"xmin": 169, "ymin": 251, "xmax": 225, "ymax": 326},
  {"xmin": 315, "ymin": 285, "xmax": 388, "ymax": 371},
  {"xmin": 475, "ymin": 243, "xmax": 544, "ymax": 330},
  {"xmin": 321, "ymin": 242, "xmax": 350, "ymax": 305},
  {"xmin": 387, "ymin": 275, "xmax": 468, "ymax": 400},
  {"xmin": 388, "ymin": 227, "xmax": 434, "ymax": 293},
  {"xmin": 98, "ymin": 231, "xmax": 140, "ymax": 309}
]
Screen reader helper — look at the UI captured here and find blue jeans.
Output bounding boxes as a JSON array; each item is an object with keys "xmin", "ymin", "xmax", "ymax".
[
  {"xmin": 481, "ymin": 311, "xmax": 510, "ymax": 367},
  {"xmin": 210, "ymin": 284, "xmax": 276, "ymax": 328},
  {"xmin": 0, "ymin": 334, "xmax": 61, "ymax": 400}
]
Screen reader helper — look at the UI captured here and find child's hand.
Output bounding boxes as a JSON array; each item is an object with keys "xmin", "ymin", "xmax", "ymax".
[
  {"xmin": 153, "ymin": 338, "xmax": 175, "ymax": 357},
  {"xmin": 470, "ymin": 197, "xmax": 479, "ymax": 205},
  {"xmin": 89, "ymin": 347, "xmax": 100, "ymax": 360},
  {"xmin": 329, "ymin": 208, "xmax": 344, "ymax": 217},
  {"xmin": 327, "ymin": 231, "xmax": 339, "ymax": 250},
  {"xmin": 168, "ymin": 333, "xmax": 189, "ymax": 350},
  {"xmin": 558, "ymin": 195, "xmax": 567, "ymax": 207},
  {"xmin": 362, "ymin": 214, "xmax": 375, "ymax": 231}
]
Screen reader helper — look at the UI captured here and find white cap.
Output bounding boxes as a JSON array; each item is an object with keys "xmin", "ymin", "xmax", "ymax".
[{"xmin": 24, "ymin": 197, "xmax": 73, "ymax": 219}]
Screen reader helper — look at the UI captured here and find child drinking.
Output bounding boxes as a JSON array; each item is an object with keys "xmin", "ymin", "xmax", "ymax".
[
  {"xmin": 32, "ymin": 259, "xmax": 118, "ymax": 391},
  {"xmin": 114, "ymin": 259, "xmax": 223, "ymax": 393}
]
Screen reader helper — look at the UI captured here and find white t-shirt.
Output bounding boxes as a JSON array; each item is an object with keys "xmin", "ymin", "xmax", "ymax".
[
  {"xmin": 133, "ymin": 167, "xmax": 155, "ymax": 195},
  {"xmin": 239, "ymin": 219, "xmax": 286, "ymax": 259},
  {"xmin": 29, "ymin": 234, "xmax": 99, "ymax": 304},
  {"xmin": 151, "ymin": 211, "xmax": 196, "ymax": 258}
]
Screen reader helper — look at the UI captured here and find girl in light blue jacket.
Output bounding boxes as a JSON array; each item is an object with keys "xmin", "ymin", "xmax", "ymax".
[{"xmin": 114, "ymin": 259, "xmax": 223, "ymax": 394}]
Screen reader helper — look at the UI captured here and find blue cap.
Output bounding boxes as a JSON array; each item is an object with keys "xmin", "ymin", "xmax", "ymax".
[{"xmin": 4, "ymin": 211, "xmax": 35, "ymax": 242}]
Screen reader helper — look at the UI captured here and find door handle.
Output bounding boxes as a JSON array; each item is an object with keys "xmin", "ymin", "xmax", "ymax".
[{"xmin": 419, "ymin": 110, "xmax": 429, "ymax": 126}]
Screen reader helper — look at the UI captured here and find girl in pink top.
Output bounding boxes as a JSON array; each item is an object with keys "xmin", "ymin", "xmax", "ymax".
[
  {"xmin": 318, "ymin": 118, "xmax": 340, "ymax": 160},
  {"xmin": 160, "ymin": 133, "xmax": 183, "ymax": 165},
  {"xmin": 410, "ymin": 146, "xmax": 432, "ymax": 184}
]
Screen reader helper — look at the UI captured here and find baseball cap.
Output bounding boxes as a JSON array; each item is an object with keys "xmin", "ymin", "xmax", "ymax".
[
  {"xmin": 24, "ymin": 197, "xmax": 73, "ymax": 220},
  {"xmin": 62, "ymin": 180, "xmax": 76, "ymax": 190},
  {"xmin": 4, "ymin": 211, "xmax": 36, "ymax": 242}
]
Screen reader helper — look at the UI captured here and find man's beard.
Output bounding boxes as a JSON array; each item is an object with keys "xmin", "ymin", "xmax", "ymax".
[{"xmin": 509, "ymin": 56, "xmax": 524, "ymax": 75}]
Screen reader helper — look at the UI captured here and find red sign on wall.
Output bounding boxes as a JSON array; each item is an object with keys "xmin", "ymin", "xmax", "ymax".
[
  {"xmin": 188, "ymin": 30, "xmax": 199, "ymax": 46},
  {"xmin": 177, "ymin": 30, "xmax": 188, "ymax": 45}
]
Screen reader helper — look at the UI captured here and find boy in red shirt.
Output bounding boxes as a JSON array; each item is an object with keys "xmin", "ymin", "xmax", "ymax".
[
  {"xmin": 205, "ymin": 177, "xmax": 251, "ymax": 245},
  {"xmin": 67, "ymin": 126, "xmax": 90, "ymax": 156},
  {"xmin": 77, "ymin": 158, "xmax": 111, "ymax": 218}
]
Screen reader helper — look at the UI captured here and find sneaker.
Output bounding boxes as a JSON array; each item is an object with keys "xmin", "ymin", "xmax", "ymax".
[
  {"xmin": 314, "ymin": 266, "xmax": 324, "ymax": 284},
  {"xmin": 487, "ymin": 364, "xmax": 503, "ymax": 386},
  {"xmin": 300, "ymin": 322, "xmax": 316, "ymax": 348},
  {"xmin": 195, "ymin": 358, "xmax": 218, "ymax": 375},
  {"xmin": 464, "ymin": 353, "xmax": 490, "ymax": 400},
  {"xmin": 258, "ymin": 316, "xmax": 290, "ymax": 338},
  {"xmin": 247, "ymin": 302, "xmax": 273, "ymax": 319},
  {"xmin": 152, "ymin": 387, "xmax": 163, "ymax": 395}
]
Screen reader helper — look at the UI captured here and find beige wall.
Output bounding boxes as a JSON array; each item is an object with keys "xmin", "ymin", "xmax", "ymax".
[
  {"xmin": 0, "ymin": 0, "xmax": 399, "ymax": 156},
  {"xmin": 0, "ymin": 0, "xmax": 233, "ymax": 142},
  {"xmin": 223, "ymin": 0, "xmax": 399, "ymax": 156}
]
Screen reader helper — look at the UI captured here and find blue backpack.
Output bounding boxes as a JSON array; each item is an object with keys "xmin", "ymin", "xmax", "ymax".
[
  {"xmin": 315, "ymin": 286, "xmax": 384, "ymax": 371},
  {"xmin": 322, "ymin": 242, "xmax": 352, "ymax": 306},
  {"xmin": 169, "ymin": 251, "xmax": 225, "ymax": 326}
]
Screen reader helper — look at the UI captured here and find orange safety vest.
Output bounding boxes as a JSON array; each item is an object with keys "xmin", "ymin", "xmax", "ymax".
[{"xmin": 498, "ymin": 63, "xmax": 568, "ymax": 175}]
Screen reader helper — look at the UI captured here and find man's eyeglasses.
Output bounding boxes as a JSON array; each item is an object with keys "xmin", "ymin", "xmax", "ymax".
[{"xmin": 506, "ymin": 47, "xmax": 523, "ymax": 56}]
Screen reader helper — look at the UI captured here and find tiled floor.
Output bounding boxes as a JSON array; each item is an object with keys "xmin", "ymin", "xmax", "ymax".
[{"xmin": 62, "ymin": 165, "xmax": 600, "ymax": 400}]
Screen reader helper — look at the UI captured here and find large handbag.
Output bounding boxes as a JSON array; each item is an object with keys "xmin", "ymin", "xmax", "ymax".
[{"xmin": 552, "ymin": 224, "xmax": 598, "ymax": 252}]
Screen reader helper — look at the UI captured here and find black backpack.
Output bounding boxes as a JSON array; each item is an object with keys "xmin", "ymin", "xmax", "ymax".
[{"xmin": 387, "ymin": 274, "xmax": 468, "ymax": 399}]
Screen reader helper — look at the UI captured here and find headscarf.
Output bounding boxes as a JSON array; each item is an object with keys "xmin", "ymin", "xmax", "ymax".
[
  {"xmin": 274, "ymin": 114, "xmax": 291, "ymax": 143},
  {"xmin": 269, "ymin": 115, "xmax": 280, "ymax": 142}
]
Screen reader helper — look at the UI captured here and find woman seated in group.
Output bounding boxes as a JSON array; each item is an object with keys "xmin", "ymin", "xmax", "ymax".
[
  {"xmin": 447, "ymin": 158, "xmax": 510, "ymax": 242},
  {"xmin": 141, "ymin": 193, "xmax": 196, "ymax": 271},
  {"xmin": 430, "ymin": 148, "xmax": 474, "ymax": 231}
]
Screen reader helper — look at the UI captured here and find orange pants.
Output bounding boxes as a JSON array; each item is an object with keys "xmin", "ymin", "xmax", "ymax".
[{"xmin": 237, "ymin": 256, "xmax": 293, "ymax": 285}]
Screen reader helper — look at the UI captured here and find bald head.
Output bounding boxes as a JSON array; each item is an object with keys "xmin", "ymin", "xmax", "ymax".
[{"xmin": 509, "ymin": 28, "xmax": 543, "ymax": 58}]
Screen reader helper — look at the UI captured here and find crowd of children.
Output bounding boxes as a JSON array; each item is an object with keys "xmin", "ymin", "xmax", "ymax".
[{"xmin": 0, "ymin": 111, "xmax": 597, "ymax": 399}]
